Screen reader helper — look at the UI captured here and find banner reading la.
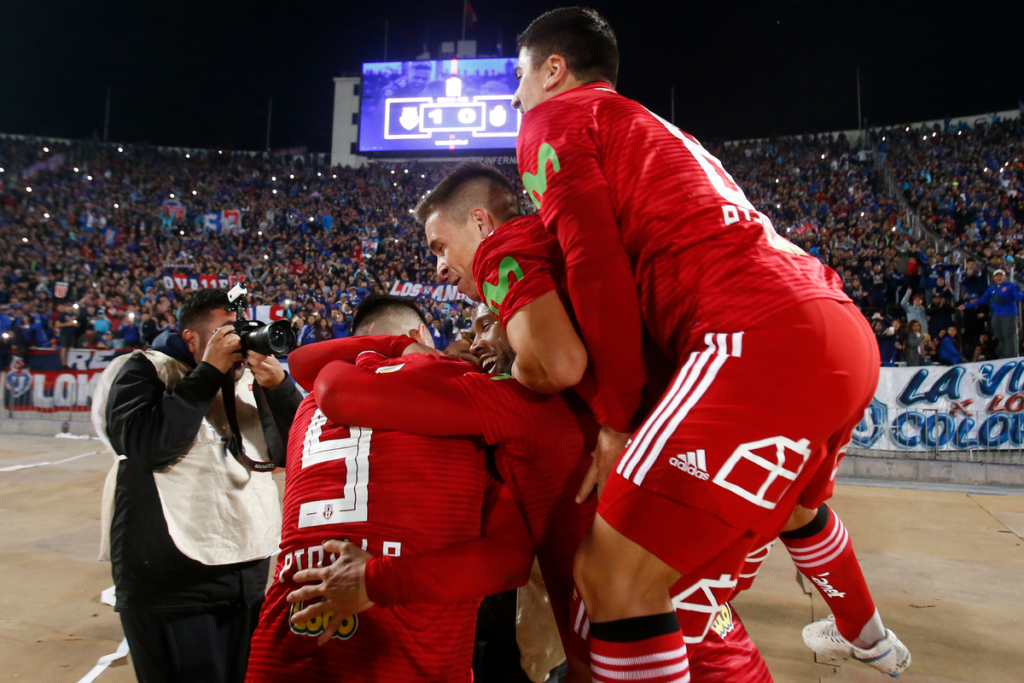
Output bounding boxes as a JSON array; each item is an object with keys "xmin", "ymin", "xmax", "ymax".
[{"xmin": 855, "ymin": 357, "xmax": 1024, "ymax": 451}]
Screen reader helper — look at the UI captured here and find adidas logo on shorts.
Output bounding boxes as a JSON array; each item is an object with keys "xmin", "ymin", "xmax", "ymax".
[{"xmin": 669, "ymin": 449, "xmax": 710, "ymax": 481}]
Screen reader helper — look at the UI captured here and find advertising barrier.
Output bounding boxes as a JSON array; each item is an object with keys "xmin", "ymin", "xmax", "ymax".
[{"xmin": 854, "ymin": 358, "xmax": 1024, "ymax": 451}]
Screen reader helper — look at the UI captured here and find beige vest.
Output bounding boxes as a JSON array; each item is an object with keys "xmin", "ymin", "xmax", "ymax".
[{"xmin": 94, "ymin": 350, "xmax": 282, "ymax": 565}]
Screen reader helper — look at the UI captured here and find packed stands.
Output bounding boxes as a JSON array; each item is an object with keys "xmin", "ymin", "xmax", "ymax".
[{"xmin": 1, "ymin": 112, "xmax": 1022, "ymax": 372}]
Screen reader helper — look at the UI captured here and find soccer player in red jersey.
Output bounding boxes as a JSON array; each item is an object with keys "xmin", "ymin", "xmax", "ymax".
[
  {"xmin": 291, "ymin": 301, "xmax": 773, "ymax": 683},
  {"xmin": 500, "ymin": 8, "xmax": 910, "ymax": 678},
  {"xmin": 419, "ymin": 161, "xmax": 899, "ymax": 678},
  {"xmin": 245, "ymin": 298, "xmax": 533, "ymax": 683}
]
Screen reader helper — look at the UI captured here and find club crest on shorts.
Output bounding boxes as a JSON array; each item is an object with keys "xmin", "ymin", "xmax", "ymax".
[
  {"xmin": 289, "ymin": 601, "xmax": 358, "ymax": 640},
  {"xmin": 713, "ymin": 436, "xmax": 812, "ymax": 509}
]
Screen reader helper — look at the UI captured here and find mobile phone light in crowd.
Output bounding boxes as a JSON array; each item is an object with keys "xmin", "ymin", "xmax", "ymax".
[
  {"xmin": 44, "ymin": 213, "xmax": 49, "ymax": 218},
  {"xmin": 26, "ymin": 187, "xmax": 32, "ymax": 192},
  {"xmin": 114, "ymin": 203, "xmax": 119, "ymax": 208},
  {"xmin": 264, "ymin": 255, "xmax": 269, "ymax": 260},
  {"xmin": 180, "ymin": 230, "xmax": 185, "ymax": 235},
  {"xmin": 73, "ymin": 304, "xmax": 79, "ymax": 309},
  {"xmin": 290, "ymin": 174, "xmax": 294, "ymax": 179},
  {"xmin": 22, "ymin": 237, "xmax": 28, "ymax": 242},
  {"xmin": 118, "ymin": 146, "xmax": 124, "ymax": 152},
  {"xmin": 169, "ymin": 193, "xmax": 175, "ymax": 198},
  {"xmin": 186, "ymin": 153, "xmax": 191, "ymax": 158},
  {"xmin": 88, "ymin": 175, "xmax": 93, "ymax": 180},
  {"xmin": 192, "ymin": 190, "xmax": 197, "ymax": 195},
  {"xmin": 43, "ymin": 147, "xmax": 49, "ymax": 152},
  {"xmin": 2, "ymin": 333, "xmax": 8, "ymax": 340}
]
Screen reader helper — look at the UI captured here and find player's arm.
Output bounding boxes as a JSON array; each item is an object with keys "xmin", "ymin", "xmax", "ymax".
[
  {"xmin": 287, "ymin": 335, "xmax": 418, "ymax": 391},
  {"xmin": 364, "ymin": 483, "xmax": 533, "ymax": 605},
  {"xmin": 314, "ymin": 359, "xmax": 484, "ymax": 437},
  {"xmin": 287, "ymin": 482, "xmax": 533, "ymax": 644},
  {"xmin": 473, "ymin": 228, "xmax": 587, "ymax": 393},
  {"xmin": 506, "ymin": 293, "xmax": 588, "ymax": 393},
  {"xmin": 519, "ymin": 102, "xmax": 645, "ymax": 434}
]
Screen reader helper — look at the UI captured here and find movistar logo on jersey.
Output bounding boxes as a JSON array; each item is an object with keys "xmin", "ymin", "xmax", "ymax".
[
  {"xmin": 482, "ymin": 256, "xmax": 524, "ymax": 316},
  {"xmin": 522, "ymin": 143, "xmax": 560, "ymax": 210}
]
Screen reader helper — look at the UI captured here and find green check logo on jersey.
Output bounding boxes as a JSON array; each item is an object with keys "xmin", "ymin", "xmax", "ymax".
[
  {"xmin": 482, "ymin": 256, "xmax": 525, "ymax": 316},
  {"xmin": 522, "ymin": 143, "xmax": 560, "ymax": 210}
]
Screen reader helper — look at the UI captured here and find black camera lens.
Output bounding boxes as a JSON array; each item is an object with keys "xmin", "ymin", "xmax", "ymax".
[{"xmin": 234, "ymin": 319, "xmax": 296, "ymax": 356}]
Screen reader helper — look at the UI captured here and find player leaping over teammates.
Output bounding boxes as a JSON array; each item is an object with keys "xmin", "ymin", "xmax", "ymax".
[
  {"xmin": 500, "ymin": 8, "xmax": 910, "ymax": 678},
  {"xmin": 420, "ymin": 161, "xmax": 909, "ymax": 678}
]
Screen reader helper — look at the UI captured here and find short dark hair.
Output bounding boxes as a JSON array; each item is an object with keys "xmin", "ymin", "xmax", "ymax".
[
  {"xmin": 178, "ymin": 289, "xmax": 232, "ymax": 332},
  {"xmin": 517, "ymin": 7, "xmax": 619, "ymax": 87},
  {"xmin": 414, "ymin": 162, "xmax": 521, "ymax": 225},
  {"xmin": 352, "ymin": 295, "xmax": 427, "ymax": 336}
]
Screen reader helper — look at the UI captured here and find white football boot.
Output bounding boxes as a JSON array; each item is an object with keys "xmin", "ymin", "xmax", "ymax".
[{"xmin": 802, "ymin": 615, "xmax": 911, "ymax": 677}]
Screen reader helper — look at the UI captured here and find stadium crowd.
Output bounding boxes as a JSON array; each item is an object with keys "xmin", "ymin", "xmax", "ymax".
[
  {"xmin": 1, "ymin": 114, "xmax": 1022, "ymax": 370},
  {"xmin": 717, "ymin": 113, "xmax": 1024, "ymax": 365}
]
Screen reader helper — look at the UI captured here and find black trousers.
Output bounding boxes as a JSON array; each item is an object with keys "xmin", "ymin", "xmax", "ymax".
[{"xmin": 119, "ymin": 602, "xmax": 262, "ymax": 683}]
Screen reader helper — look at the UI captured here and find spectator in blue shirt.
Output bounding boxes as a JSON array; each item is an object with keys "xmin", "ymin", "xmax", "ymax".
[
  {"xmin": 937, "ymin": 327, "xmax": 964, "ymax": 365},
  {"xmin": 429, "ymin": 318, "xmax": 448, "ymax": 351},
  {"xmin": 962, "ymin": 269, "xmax": 1024, "ymax": 359}
]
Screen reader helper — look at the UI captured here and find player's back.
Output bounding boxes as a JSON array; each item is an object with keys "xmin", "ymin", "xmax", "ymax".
[
  {"xmin": 247, "ymin": 383, "xmax": 489, "ymax": 683},
  {"xmin": 518, "ymin": 82, "xmax": 848, "ymax": 360}
]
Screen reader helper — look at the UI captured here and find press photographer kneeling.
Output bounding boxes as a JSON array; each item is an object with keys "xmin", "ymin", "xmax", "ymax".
[{"xmin": 92, "ymin": 287, "xmax": 301, "ymax": 683}]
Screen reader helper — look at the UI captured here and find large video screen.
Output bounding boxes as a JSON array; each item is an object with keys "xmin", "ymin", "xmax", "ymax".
[{"xmin": 359, "ymin": 58, "xmax": 521, "ymax": 154}]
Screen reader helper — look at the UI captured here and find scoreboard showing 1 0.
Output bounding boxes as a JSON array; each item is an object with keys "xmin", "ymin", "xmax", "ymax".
[
  {"xmin": 361, "ymin": 57, "xmax": 522, "ymax": 153},
  {"xmin": 385, "ymin": 96, "xmax": 520, "ymax": 147}
]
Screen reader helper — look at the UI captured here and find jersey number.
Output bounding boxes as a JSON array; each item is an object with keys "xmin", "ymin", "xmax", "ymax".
[
  {"xmin": 652, "ymin": 111, "xmax": 803, "ymax": 256},
  {"xmin": 297, "ymin": 410, "xmax": 371, "ymax": 528}
]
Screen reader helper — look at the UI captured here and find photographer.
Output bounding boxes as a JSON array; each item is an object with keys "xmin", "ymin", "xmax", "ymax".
[{"xmin": 92, "ymin": 288, "xmax": 301, "ymax": 683}]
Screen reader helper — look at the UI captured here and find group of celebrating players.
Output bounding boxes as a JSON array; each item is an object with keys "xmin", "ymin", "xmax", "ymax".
[{"xmin": 243, "ymin": 8, "xmax": 912, "ymax": 682}]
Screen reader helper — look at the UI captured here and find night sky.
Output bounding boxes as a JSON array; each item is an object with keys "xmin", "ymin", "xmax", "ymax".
[{"xmin": 1, "ymin": 0, "xmax": 1020, "ymax": 152}]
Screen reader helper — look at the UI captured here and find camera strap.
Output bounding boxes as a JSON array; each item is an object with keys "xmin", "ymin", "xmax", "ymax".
[{"xmin": 221, "ymin": 376, "xmax": 277, "ymax": 473}]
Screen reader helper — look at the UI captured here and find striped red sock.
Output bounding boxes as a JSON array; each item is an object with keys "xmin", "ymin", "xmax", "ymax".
[
  {"xmin": 781, "ymin": 505, "xmax": 883, "ymax": 646},
  {"xmin": 589, "ymin": 613, "xmax": 689, "ymax": 683}
]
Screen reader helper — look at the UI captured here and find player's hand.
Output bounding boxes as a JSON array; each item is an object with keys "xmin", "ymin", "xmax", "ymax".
[
  {"xmin": 287, "ymin": 540, "xmax": 375, "ymax": 646},
  {"xmin": 443, "ymin": 337, "xmax": 479, "ymax": 365},
  {"xmin": 576, "ymin": 425, "xmax": 631, "ymax": 504},
  {"xmin": 202, "ymin": 325, "xmax": 243, "ymax": 374},
  {"xmin": 246, "ymin": 351, "xmax": 286, "ymax": 388}
]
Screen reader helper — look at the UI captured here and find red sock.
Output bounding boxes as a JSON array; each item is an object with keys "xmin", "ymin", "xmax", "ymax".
[
  {"xmin": 781, "ymin": 505, "xmax": 883, "ymax": 646},
  {"xmin": 589, "ymin": 614, "xmax": 689, "ymax": 683}
]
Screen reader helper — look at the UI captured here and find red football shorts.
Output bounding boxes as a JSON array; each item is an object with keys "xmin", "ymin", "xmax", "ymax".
[{"xmin": 598, "ymin": 299, "xmax": 878, "ymax": 606}]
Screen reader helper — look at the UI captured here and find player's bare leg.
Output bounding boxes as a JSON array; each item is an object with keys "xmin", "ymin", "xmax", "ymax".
[
  {"xmin": 781, "ymin": 504, "xmax": 911, "ymax": 676},
  {"xmin": 574, "ymin": 514, "xmax": 687, "ymax": 683}
]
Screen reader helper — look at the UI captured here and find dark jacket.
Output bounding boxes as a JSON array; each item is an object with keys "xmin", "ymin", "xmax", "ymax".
[{"xmin": 105, "ymin": 330, "xmax": 301, "ymax": 612}]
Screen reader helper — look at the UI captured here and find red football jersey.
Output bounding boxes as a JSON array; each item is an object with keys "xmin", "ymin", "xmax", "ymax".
[
  {"xmin": 473, "ymin": 214, "xmax": 564, "ymax": 328},
  {"xmin": 246, "ymin": 355, "xmax": 490, "ymax": 683},
  {"xmin": 307, "ymin": 340, "xmax": 599, "ymax": 650},
  {"xmin": 454, "ymin": 371, "xmax": 599, "ymax": 645},
  {"xmin": 517, "ymin": 82, "xmax": 848, "ymax": 367}
]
